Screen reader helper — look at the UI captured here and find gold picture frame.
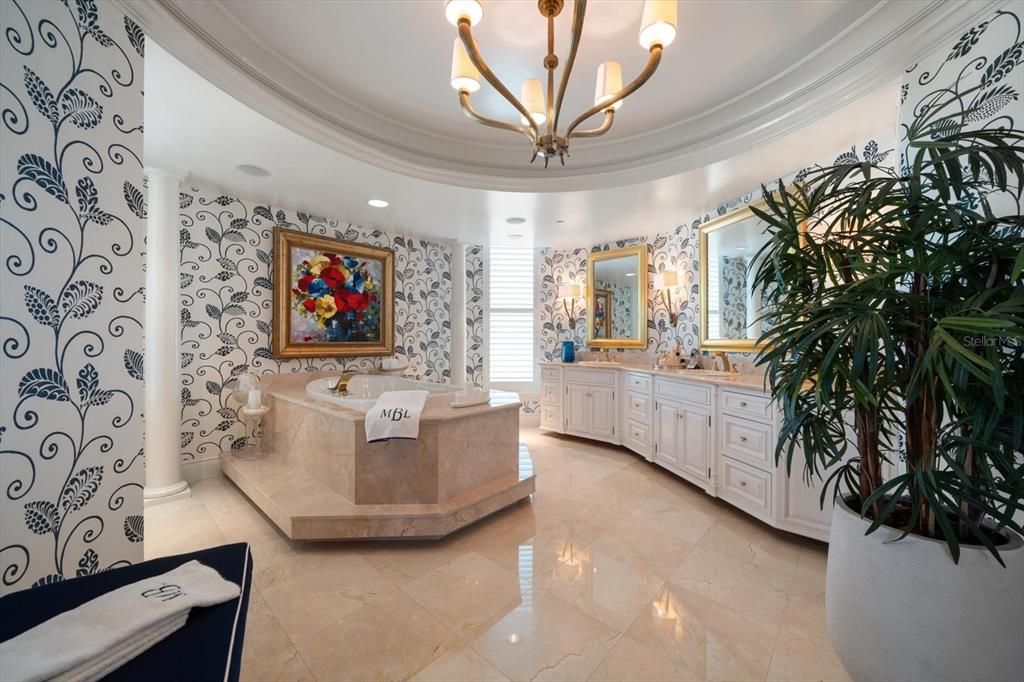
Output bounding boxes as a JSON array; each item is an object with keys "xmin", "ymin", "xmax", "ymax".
[
  {"xmin": 272, "ymin": 227, "xmax": 394, "ymax": 358},
  {"xmin": 586, "ymin": 245, "xmax": 648, "ymax": 349},
  {"xmin": 698, "ymin": 201, "xmax": 768, "ymax": 352}
]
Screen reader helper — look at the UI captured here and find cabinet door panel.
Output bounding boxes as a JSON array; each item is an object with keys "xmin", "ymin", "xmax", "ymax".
[
  {"xmin": 588, "ymin": 386, "xmax": 616, "ymax": 439},
  {"xmin": 677, "ymin": 405, "xmax": 710, "ymax": 482},
  {"xmin": 565, "ymin": 384, "xmax": 589, "ymax": 434},
  {"xmin": 655, "ymin": 400, "xmax": 679, "ymax": 468}
]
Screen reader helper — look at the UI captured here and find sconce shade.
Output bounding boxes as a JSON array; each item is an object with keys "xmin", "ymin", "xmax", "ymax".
[
  {"xmin": 653, "ymin": 271, "xmax": 680, "ymax": 289},
  {"xmin": 640, "ymin": 0, "xmax": 678, "ymax": 49},
  {"xmin": 450, "ymin": 38, "xmax": 481, "ymax": 92},
  {"xmin": 558, "ymin": 284, "xmax": 582, "ymax": 299}
]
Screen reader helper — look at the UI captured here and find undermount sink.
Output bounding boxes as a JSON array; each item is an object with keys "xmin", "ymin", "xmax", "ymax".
[{"xmin": 575, "ymin": 361, "xmax": 620, "ymax": 367}]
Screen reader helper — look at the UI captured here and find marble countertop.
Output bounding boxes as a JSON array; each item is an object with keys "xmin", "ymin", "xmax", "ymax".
[{"xmin": 539, "ymin": 361, "xmax": 772, "ymax": 393}]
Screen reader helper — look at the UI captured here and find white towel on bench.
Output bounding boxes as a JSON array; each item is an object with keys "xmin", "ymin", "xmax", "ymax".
[
  {"xmin": 0, "ymin": 560, "xmax": 240, "ymax": 682},
  {"xmin": 364, "ymin": 390, "xmax": 429, "ymax": 442}
]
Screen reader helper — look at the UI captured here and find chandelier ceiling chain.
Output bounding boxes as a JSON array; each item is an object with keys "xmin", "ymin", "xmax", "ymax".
[{"xmin": 447, "ymin": 0, "xmax": 678, "ymax": 167}]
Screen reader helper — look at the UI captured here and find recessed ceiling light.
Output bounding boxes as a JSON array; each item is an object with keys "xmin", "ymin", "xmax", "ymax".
[
  {"xmin": 506, "ymin": 217, "xmax": 526, "ymax": 224},
  {"xmin": 507, "ymin": 233, "xmax": 524, "ymax": 240},
  {"xmin": 368, "ymin": 199, "xmax": 389, "ymax": 208},
  {"xmin": 236, "ymin": 164, "xmax": 270, "ymax": 177}
]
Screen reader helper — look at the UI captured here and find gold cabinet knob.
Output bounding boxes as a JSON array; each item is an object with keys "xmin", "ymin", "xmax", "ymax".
[
  {"xmin": 739, "ymin": 436, "xmax": 748, "ymax": 442},
  {"xmin": 740, "ymin": 480, "xmax": 747, "ymax": 487},
  {"xmin": 739, "ymin": 401, "xmax": 748, "ymax": 407}
]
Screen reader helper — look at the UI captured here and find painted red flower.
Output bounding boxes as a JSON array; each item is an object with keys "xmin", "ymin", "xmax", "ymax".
[
  {"xmin": 297, "ymin": 274, "xmax": 314, "ymax": 292},
  {"xmin": 320, "ymin": 266, "xmax": 344, "ymax": 289},
  {"xmin": 302, "ymin": 298, "xmax": 316, "ymax": 312},
  {"xmin": 325, "ymin": 253, "xmax": 342, "ymax": 266}
]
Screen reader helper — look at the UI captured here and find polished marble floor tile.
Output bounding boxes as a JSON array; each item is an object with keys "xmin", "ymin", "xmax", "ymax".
[
  {"xmin": 466, "ymin": 589, "xmax": 620, "ymax": 681},
  {"xmin": 294, "ymin": 589, "xmax": 460, "ymax": 681},
  {"xmin": 146, "ymin": 427, "xmax": 846, "ymax": 682}
]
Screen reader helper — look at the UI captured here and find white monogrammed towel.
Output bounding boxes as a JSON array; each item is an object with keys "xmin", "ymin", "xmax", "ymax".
[
  {"xmin": 364, "ymin": 390, "xmax": 430, "ymax": 442},
  {"xmin": 0, "ymin": 560, "xmax": 240, "ymax": 682}
]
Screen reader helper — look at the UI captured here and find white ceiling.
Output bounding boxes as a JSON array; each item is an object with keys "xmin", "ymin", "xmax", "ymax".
[
  {"xmin": 145, "ymin": 40, "xmax": 898, "ymax": 248},
  {"xmin": 127, "ymin": 0, "xmax": 996, "ymax": 191},
  {"xmin": 213, "ymin": 0, "xmax": 872, "ymax": 145}
]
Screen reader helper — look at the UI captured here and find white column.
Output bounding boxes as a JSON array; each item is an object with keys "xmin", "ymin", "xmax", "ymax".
[
  {"xmin": 451, "ymin": 242, "xmax": 467, "ymax": 387},
  {"xmin": 143, "ymin": 166, "xmax": 190, "ymax": 506}
]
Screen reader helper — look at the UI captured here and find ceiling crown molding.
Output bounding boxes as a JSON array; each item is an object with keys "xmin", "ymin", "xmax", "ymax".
[{"xmin": 122, "ymin": 0, "xmax": 1002, "ymax": 192}]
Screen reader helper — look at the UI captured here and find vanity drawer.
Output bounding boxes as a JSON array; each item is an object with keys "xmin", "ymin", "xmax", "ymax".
[
  {"xmin": 541, "ymin": 367, "xmax": 562, "ymax": 382},
  {"xmin": 625, "ymin": 372, "xmax": 651, "ymax": 393},
  {"xmin": 564, "ymin": 368, "xmax": 616, "ymax": 386},
  {"xmin": 540, "ymin": 404, "xmax": 560, "ymax": 430},
  {"xmin": 719, "ymin": 456, "xmax": 773, "ymax": 521},
  {"xmin": 626, "ymin": 391, "xmax": 651, "ymax": 422},
  {"xmin": 541, "ymin": 382, "xmax": 560, "ymax": 404},
  {"xmin": 721, "ymin": 389, "xmax": 772, "ymax": 422},
  {"xmin": 625, "ymin": 419, "xmax": 649, "ymax": 452},
  {"xmin": 721, "ymin": 413, "xmax": 773, "ymax": 470},
  {"xmin": 654, "ymin": 378, "xmax": 712, "ymax": 406}
]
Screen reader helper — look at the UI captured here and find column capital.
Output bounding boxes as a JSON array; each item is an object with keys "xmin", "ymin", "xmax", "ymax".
[{"xmin": 143, "ymin": 164, "xmax": 189, "ymax": 185}]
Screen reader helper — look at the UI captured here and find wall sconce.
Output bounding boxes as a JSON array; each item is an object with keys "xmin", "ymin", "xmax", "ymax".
[
  {"xmin": 558, "ymin": 283, "xmax": 582, "ymax": 328},
  {"xmin": 653, "ymin": 271, "xmax": 681, "ymax": 326}
]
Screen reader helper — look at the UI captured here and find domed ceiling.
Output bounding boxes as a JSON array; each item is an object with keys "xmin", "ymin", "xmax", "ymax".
[{"xmin": 125, "ymin": 0, "xmax": 994, "ymax": 191}]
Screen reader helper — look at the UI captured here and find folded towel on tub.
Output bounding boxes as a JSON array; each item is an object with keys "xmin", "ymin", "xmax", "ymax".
[
  {"xmin": 0, "ymin": 560, "xmax": 240, "ymax": 682},
  {"xmin": 364, "ymin": 390, "xmax": 430, "ymax": 442}
]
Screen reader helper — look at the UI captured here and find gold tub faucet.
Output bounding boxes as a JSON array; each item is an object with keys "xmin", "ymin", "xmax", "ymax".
[{"xmin": 331, "ymin": 372, "xmax": 359, "ymax": 394}]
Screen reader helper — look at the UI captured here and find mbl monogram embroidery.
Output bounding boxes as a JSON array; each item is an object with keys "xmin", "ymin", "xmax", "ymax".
[
  {"xmin": 379, "ymin": 408, "xmax": 411, "ymax": 422},
  {"xmin": 140, "ymin": 583, "xmax": 185, "ymax": 602}
]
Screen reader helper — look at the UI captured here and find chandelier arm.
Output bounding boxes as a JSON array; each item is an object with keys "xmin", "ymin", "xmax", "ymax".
[
  {"xmin": 568, "ymin": 110, "xmax": 614, "ymax": 138},
  {"xmin": 458, "ymin": 91, "xmax": 537, "ymax": 143},
  {"xmin": 458, "ymin": 19, "xmax": 540, "ymax": 138},
  {"xmin": 565, "ymin": 45, "xmax": 663, "ymax": 139},
  {"xmin": 546, "ymin": 14, "xmax": 555, "ymax": 136},
  {"xmin": 552, "ymin": 0, "xmax": 587, "ymax": 135}
]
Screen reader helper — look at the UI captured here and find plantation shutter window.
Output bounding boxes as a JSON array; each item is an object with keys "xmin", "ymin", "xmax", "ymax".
[{"xmin": 489, "ymin": 247, "xmax": 535, "ymax": 383}]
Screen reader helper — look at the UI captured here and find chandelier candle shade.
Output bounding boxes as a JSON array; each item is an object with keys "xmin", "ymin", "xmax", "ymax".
[{"xmin": 446, "ymin": 0, "xmax": 678, "ymax": 167}]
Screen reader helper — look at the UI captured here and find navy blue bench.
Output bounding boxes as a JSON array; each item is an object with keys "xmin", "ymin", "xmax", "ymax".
[{"xmin": 0, "ymin": 543, "xmax": 253, "ymax": 682}]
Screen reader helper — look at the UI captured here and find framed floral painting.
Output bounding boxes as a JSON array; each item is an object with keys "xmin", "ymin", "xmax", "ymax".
[{"xmin": 272, "ymin": 228, "xmax": 394, "ymax": 357}]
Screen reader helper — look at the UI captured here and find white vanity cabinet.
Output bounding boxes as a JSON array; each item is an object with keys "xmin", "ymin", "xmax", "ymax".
[
  {"xmin": 538, "ymin": 362, "xmax": 838, "ymax": 542},
  {"xmin": 544, "ymin": 366, "xmax": 618, "ymax": 444}
]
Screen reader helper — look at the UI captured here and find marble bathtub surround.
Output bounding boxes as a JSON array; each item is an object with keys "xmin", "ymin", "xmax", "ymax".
[
  {"xmin": 220, "ymin": 372, "xmax": 535, "ymax": 539},
  {"xmin": 146, "ymin": 427, "xmax": 849, "ymax": 681}
]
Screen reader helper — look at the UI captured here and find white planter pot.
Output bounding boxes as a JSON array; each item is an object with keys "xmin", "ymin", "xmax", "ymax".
[{"xmin": 826, "ymin": 498, "xmax": 1024, "ymax": 682}]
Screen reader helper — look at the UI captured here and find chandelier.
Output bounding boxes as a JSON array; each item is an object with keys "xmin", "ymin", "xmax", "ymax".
[{"xmin": 446, "ymin": 0, "xmax": 678, "ymax": 167}]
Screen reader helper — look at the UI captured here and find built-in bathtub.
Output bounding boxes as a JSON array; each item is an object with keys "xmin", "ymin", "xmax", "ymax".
[
  {"xmin": 305, "ymin": 375, "xmax": 458, "ymax": 411},
  {"xmin": 219, "ymin": 371, "xmax": 535, "ymax": 540}
]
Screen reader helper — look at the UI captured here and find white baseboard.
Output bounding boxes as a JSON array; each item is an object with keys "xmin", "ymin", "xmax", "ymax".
[{"xmin": 182, "ymin": 457, "xmax": 222, "ymax": 484}]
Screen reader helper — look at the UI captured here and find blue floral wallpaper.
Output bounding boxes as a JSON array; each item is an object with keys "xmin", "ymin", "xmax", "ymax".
[
  {"xmin": 0, "ymin": 0, "xmax": 145, "ymax": 594},
  {"xmin": 177, "ymin": 185, "xmax": 454, "ymax": 463},
  {"xmin": 900, "ymin": 5, "xmax": 1022, "ymax": 218},
  {"xmin": 466, "ymin": 245, "xmax": 485, "ymax": 386}
]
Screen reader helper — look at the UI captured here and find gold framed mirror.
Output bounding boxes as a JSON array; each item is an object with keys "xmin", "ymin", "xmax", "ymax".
[
  {"xmin": 699, "ymin": 201, "xmax": 770, "ymax": 352},
  {"xmin": 586, "ymin": 245, "xmax": 648, "ymax": 349}
]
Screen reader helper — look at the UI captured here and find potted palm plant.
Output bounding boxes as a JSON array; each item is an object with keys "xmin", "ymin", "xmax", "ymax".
[{"xmin": 750, "ymin": 81, "xmax": 1024, "ymax": 681}]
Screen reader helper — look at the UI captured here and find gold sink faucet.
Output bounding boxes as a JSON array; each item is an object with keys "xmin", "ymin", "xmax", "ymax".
[{"xmin": 711, "ymin": 351, "xmax": 733, "ymax": 373}]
